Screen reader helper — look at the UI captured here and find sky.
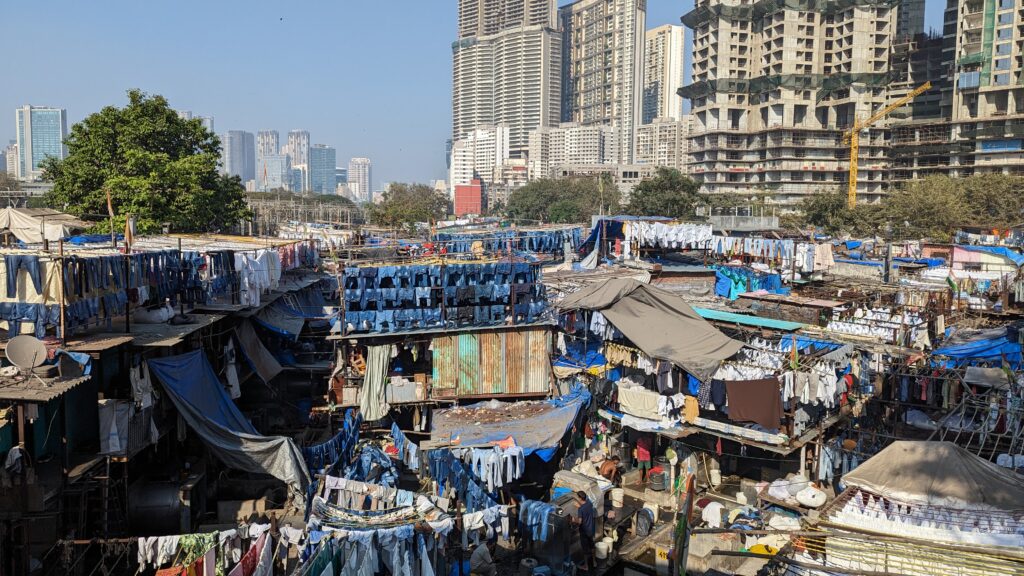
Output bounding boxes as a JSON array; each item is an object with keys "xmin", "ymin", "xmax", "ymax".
[{"xmin": 3, "ymin": 0, "xmax": 944, "ymax": 188}]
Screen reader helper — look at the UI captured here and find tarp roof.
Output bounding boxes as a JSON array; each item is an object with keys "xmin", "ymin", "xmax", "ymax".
[
  {"xmin": 147, "ymin": 350, "xmax": 309, "ymax": 499},
  {"xmin": 430, "ymin": 386, "xmax": 590, "ymax": 461},
  {"xmin": 933, "ymin": 324, "xmax": 1022, "ymax": 368},
  {"xmin": 557, "ymin": 279, "xmax": 744, "ymax": 380},
  {"xmin": 0, "ymin": 208, "xmax": 87, "ymax": 244},
  {"xmin": 843, "ymin": 441, "xmax": 1024, "ymax": 510},
  {"xmin": 958, "ymin": 245, "xmax": 1024, "ymax": 268}
]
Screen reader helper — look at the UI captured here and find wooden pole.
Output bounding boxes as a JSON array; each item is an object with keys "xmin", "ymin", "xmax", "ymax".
[{"xmin": 58, "ymin": 240, "xmax": 66, "ymax": 344}]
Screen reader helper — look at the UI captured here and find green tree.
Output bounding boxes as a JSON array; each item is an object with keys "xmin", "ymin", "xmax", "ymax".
[
  {"xmin": 883, "ymin": 175, "xmax": 968, "ymax": 241},
  {"xmin": 41, "ymin": 89, "xmax": 250, "ymax": 233},
  {"xmin": 625, "ymin": 168, "xmax": 701, "ymax": 219},
  {"xmin": 367, "ymin": 182, "xmax": 448, "ymax": 229},
  {"xmin": 0, "ymin": 172, "xmax": 19, "ymax": 191},
  {"xmin": 798, "ymin": 188, "xmax": 851, "ymax": 234},
  {"xmin": 960, "ymin": 174, "xmax": 1024, "ymax": 227},
  {"xmin": 506, "ymin": 177, "xmax": 620, "ymax": 223}
]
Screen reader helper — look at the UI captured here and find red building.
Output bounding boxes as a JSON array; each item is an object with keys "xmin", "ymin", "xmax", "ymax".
[{"xmin": 454, "ymin": 178, "xmax": 484, "ymax": 216}]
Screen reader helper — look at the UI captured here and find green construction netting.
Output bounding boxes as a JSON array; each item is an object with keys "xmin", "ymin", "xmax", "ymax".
[
  {"xmin": 980, "ymin": 0, "xmax": 995, "ymax": 87},
  {"xmin": 682, "ymin": 0, "xmax": 901, "ymax": 27},
  {"xmin": 678, "ymin": 72, "xmax": 891, "ymax": 100}
]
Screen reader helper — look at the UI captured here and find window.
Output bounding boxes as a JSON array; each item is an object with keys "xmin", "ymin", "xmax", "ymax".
[
  {"xmin": 1000, "ymin": 0, "xmax": 1013, "ymax": 8},
  {"xmin": 998, "ymin": 27, "xmax": 1013, "ymax": 39},
  {"xmin": 996, "ymin": 57, "xmax": 1011, "ymax": 69},
  {"xmin": 998, "ymin": 12, "xmax": 1013, "ymax": 24},
  {"xmin": 997, "ymin": 43, "xmax": 1012, "ymax": 55},
  {"xmin": 994, "ymin": 73, "xmax": 1010, "ymax": 85}
]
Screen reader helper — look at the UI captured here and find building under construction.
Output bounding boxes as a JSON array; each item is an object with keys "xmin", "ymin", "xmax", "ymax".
[{"xmin": 680, "ymin": 0, "xmax": 904, "ymax": 205}]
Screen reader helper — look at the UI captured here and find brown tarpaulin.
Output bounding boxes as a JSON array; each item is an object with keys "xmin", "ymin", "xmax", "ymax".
[
  {"xmin": 557, "ymin": 278, "xmax": 743, "ymax": 380},
  {"xmin": 843, "ymin": 441, "xmax": 1024, "ymax": 510}
]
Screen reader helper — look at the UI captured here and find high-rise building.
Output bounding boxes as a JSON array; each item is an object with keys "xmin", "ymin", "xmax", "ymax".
[
  {"xmin": 15, "ymin": 105, "xmax": 68, "ymax": 181},
  {"xmin": 284, "ymin": 130, "xmax": 311, "ymax": 168},
  {"xmin": 309, "ymin": 145, "xmax": 337, "ymax": 195},
  {"xmin": 335, "ymin": 167, "xmax": 348, "ymax": 187},
  {"xmin": 452, "ymin": 0, "xmax": 561, "ymax": 157},
  {"xmin": 449, "ymin": 125, "xmax": 511, "ymax": 196},
  {"xmin": 348, "ymin": 158, "xmax": 372, "ymax": 203},
  {"xmin": 527, "ymin": 123, "xmax": 619, "ymax": 180},
  {"xmin": 643, "ymin": 25, "xmax": 686, "ymax": 124},
  {"xmin": 259, "ymin": 154, "xmax": 291, "ymax": 191},
  {"xmin": 896, "ymin": 0, "xmax": 926, "ymax": 39},
  {"xmin": 289, "ymin": 166, "xmax": 306, "ymax": 194},
  {"xmin": 559, "ymin": 0, "xmax": 646, "ymax": 164},
  {"xmin": 221, "ymin": 131, "xmax": 256, "ymax": 183},
  {"xmin": 635, "ymin": 116, "xmax": 694, "ymax": 173},
  {"xmin": 257, "ymin": 130, "xmax": 280, "ymax": 159},
  {"xmin": 890, "ymin": 0, "xmax": 1023, "ymax": 182},
  {"xmin": 680, "ymin": 0, "xmax": 896, "ymax": 204},
  {"xmin": 4, "ymin": 144, "xmax": 16, "ymax": 176},
  {"xmin": 176, "ymin": 110, "xmax": 214, "ymax": 132}
]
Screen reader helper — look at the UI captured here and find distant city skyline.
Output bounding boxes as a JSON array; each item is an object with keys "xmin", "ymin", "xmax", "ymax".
[{"xmin": 1, "ymin": 2, "xmax": 944, "ymax": 185}]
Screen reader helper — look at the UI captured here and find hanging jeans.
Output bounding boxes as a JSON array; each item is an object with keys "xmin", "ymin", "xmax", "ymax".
[{"xmin": 5, "ymin": 254, "xmax": 42, "ymax": 298}]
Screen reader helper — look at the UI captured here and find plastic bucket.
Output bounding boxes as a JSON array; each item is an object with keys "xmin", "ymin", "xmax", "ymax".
[
  {"xmin": 595, "ymin": 541, "xmax": 610, "ymax": 560},
  {"xmin": 610, "ymin": 488, "xmax": 624, "ymax": 508}
]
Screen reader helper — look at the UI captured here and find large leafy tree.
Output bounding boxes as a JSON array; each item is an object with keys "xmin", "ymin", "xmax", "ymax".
[
  {"xmin": 960, "ymin": 173, "xmax": 1024, "ymax": 228},
  {"xmin": 882, "ymin": 175, "xmax": 969, "ymax": 241},
  {"xmin": 625, "ymin": 168, "xmax": 701, "ymax": 219},
  {"xmin": 506, "ymin": 177, "xmax": 620, "ymax": 223},
  {"xmin": 367, "ymin": 182, "xmax": 449, "ymax": 229},
  {"xmin": 41, "ymin": 89, "xmax": 250, "ymax": 233}
]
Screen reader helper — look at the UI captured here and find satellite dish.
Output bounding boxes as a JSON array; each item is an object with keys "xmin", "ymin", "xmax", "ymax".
[{"xmin": 6, "ymin": 335, "xmax": 48, "ymax": 373}]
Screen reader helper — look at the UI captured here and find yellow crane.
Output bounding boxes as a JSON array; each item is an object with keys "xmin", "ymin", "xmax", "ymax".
[{"xmin": 844, "ymin": 81, "xmax": 932, "ymax": 209}]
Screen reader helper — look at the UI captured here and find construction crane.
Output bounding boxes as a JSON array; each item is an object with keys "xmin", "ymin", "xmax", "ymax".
[{"xmin": 844, "ymin": 81, "xmax": 932, "ymax": 209}]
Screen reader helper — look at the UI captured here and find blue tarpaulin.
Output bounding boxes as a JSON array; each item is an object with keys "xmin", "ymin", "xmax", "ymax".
[
  {"xmin": 148, "ymin": 351, "xmax": 257, "ymax": 434},
  {"xmin": 933, "ymin": 325, "xmax": 1022, "ymax": 368},
  {"xmin": 430, "ymin": 386, "xmax": 591, "ymax": 461},
  {"xmin": 147, "ymin": 351, "xmax": 310, "ymax": 498},
  {"xmin": 958, "ymin": 245, "xmax": 1024, "ymax": 268},
  {"xmin": 844, "ymin": 240, "xmax": 863, "ymax": 250},
  {"xmin": 778, "ymin": 335, "xmax": 843, "ymax": 353}
]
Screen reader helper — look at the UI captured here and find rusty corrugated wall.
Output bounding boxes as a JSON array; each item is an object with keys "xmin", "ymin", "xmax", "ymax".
[{"xmin": 431, "ymin": 326, "xmax": 551, "ymax": 398}]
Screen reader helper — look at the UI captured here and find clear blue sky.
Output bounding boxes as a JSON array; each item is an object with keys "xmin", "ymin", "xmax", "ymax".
[{"xmin": 3, "ymin": 0, "xmax": 943, "ymax": 187}]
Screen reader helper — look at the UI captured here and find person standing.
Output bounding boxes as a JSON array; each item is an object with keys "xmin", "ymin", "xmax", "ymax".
[
  {"xmin": 636, "ymin": 433, "xmax": 653, "ymax": 481},
  {"xmin": 574, "ymin": 491, "xmax": 596, "ymax": 573}
]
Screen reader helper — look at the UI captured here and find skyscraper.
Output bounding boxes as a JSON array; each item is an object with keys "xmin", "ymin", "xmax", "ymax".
[
  {"xmin": 257, "ymin": 130, "xmax": 279, "ymax": 159},
  {"xmin": 221, "ymin": 131, "xmax": 256, "ymax": 183},
  {"xmin": 348, "ymin": 158, "xmax": 372, "ymax": 203},
  {"xmin": 643, "ymin": 25, "xmax": 686, "ymax": 124},
  {"xmin": 559, "ymin": 0, "xmax": 646, "ymax": 164},
  {"xmin": 452, "ymin": 0, "xmax": 561, "ymax": 157},
  {"xmin": 681, "ymin": 0, "xmax": 896, "ymax": 203},
  {"xmin": 15, "ymin": 105, "xmax": 68, "ymax": 181},
  {"xmin": 284, "ymin": 130, "xmax": 310, "ymax": 168},
  {"xmin": 635, "ymin": 116, "xmax": 694, "ymax": 173},
  {"xmin": 309, "ymin": 145, "xmax": 337, "ymax": 195},
  {"xmin": 896, "ymin": 0, "xmax": 925, "ymax": 39}
]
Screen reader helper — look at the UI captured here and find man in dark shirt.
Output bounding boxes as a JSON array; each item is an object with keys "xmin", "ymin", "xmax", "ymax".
[{"xmin": 575, "ymin": 491, "xmax": 596, "ymax": 572}]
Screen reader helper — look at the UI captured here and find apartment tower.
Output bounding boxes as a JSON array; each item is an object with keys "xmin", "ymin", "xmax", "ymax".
[
  {"xmin": 452, "ymin": 0, "xmax": 562, "ymax": 157},
  {"xmin": 681, "ymin": 0, "xmax": 896, "ymax": 204},
  {"xmin": 559, "ymin": 0, "xmax": 646, "ymax": 164},
  {"xmin": 891, "ymin": 0, "xmax": 1024, "ymax": 181},
  {"xmin": 643, "ymin": 25, "xmax": 687, "ymax": 123}
]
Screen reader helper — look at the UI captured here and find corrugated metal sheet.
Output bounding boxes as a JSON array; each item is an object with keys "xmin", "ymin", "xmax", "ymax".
[
  {"xmin": 432, "ymin": 334, "xmax": 459, "ymax": 396},
  {"xmin": 431, "ymin": 327, "xmax": 551, "ymax": 398},
  {"xmin": 457, "ymin": 333, "xmax": 479, "ymax": 396}
]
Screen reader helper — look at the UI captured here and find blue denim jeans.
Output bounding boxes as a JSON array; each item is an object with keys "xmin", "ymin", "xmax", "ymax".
[{"xmin": 5, "ymin": 254, "xmax": 42, "ymax": 297}]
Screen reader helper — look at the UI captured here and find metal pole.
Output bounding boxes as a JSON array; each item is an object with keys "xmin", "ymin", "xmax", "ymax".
[{"xmin": 58, "ymin": 240, "xmax": 66, "ymax": 344}]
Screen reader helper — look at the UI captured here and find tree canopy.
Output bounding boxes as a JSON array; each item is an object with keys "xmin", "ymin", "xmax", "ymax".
[
  {"xmin": 367, "ymin": 182, "xmax": 449, "ymax": 229},
  {"xmin": 505, "ymin": 177, "xmax": 620, "ymax": 223},
  {"xmin": 41, "ymin": 89, "xmax": 250, "ymax": 233},
  {"xmin": 793, "ymin": 174, "xmax": 1024, "ymax": 241},
  {"xmin": 625, "ymin": 168, "xmax": 701, "ymax": 219},
  {"xmin": 0, "ymin": 171, "xmax": 19, "ymax": 191}
]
